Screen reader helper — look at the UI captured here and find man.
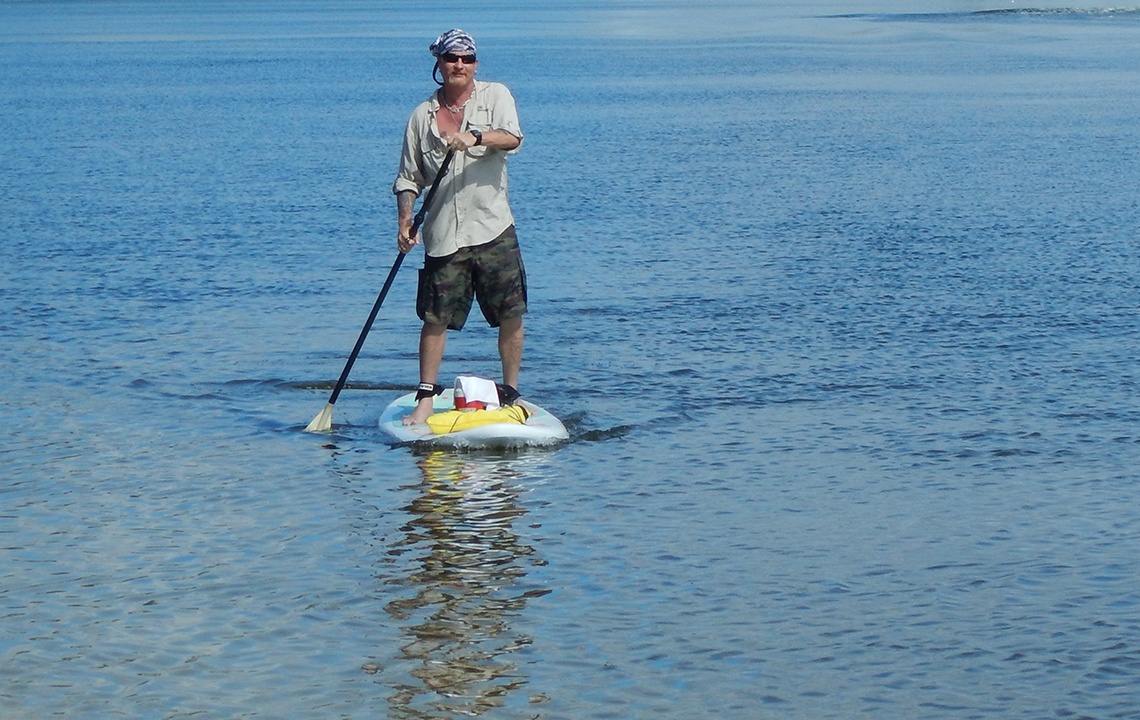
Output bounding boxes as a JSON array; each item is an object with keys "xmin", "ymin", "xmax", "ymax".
[{"xmin": 393, "ymin": 29, "xmax": 527, "ymax": 426}]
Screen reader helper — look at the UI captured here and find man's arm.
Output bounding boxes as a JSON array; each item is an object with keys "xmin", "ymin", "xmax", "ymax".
[
  {"xmin": 477, "ymin": 129, "xmax": 521, "ymax": 151},
  {"xmin": 444, "ymin": 129, "xmax": 520, "ymax": 153},
  {"xmin": 396, "ymin": 190, "xmax": 419, "ymax": 253}
]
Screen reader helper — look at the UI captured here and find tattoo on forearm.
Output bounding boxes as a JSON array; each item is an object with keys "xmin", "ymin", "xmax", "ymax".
[{"xmin": 397, "ymin": 191, "xmax": 416, "ymax": 221}]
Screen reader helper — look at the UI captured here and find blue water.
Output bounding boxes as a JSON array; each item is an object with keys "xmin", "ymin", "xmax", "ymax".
[{"xmin": 4, "ymin": 2, "xmax": 1140, "ymax": 718}]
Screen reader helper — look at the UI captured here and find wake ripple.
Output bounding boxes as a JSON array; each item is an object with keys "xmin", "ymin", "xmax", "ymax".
[{"xmin": 830, "ymin": 8, "xmax": 1140, "ymax": 21}]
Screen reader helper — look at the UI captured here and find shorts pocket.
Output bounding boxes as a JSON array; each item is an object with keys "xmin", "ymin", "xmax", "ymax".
[{"xmin": 416, "ymin": 268, "xmax": 432, "ymax": 322}]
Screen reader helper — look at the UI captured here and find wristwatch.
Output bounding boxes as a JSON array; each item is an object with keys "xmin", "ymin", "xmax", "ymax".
[{"xmin": 469, "ymin": 129, "xmax": 483, "ymax": 146}]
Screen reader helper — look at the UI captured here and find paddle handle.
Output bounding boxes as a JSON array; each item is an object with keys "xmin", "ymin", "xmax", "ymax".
[{"xmin": 325, "ymin": 150, "xmax": 455, "ymax": 407}]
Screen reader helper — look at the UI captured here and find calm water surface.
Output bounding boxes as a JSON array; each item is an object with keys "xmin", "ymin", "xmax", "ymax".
[{"xmin": 3, "ymin": 1, "xmax": 1140, "ymax": 718}]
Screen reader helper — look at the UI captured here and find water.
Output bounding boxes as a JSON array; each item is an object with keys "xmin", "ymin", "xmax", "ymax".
[{"xmin": 3, "ymin": 1, "xmax": 1140, "ymax": 718}]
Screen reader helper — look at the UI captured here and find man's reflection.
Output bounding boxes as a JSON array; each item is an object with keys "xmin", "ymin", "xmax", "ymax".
[{"xmin": 383, "ymin": 450, "xmax": 549, "ymax": 719}]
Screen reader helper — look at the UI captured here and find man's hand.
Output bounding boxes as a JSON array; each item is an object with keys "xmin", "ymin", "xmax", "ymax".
[
  {"xmin": 397, "ymin": 226, "xmax": 418, "ymax": 254},
  {"xmin": 444, "ymin": 131, "xmax": 479, "ymax": 153}
]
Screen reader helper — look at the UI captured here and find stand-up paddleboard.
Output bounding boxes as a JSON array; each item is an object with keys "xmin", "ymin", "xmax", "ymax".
[{"xmin": 380, "ymin": 389, "xmax": 569, "ymax": 448}]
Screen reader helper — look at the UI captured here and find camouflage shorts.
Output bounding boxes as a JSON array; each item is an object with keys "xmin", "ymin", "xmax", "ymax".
[{"xmin": 417, "ymin": 226, "xmax": 528, "ymax": 330}]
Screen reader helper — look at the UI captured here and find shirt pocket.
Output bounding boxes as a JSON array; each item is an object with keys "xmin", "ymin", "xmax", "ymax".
[
  {"xmin": 467, "ymin": 105, "xmax": 493, "ymax": 130},
  {"xmin": 467, "ymin": 107, "xmax": 494, "ymax": 157},
  {"xmin": 422, "ymin": 135, "xmax": 451, "ymax": 177},
  {"xmin": 467, "ymin": 135, "xmax": 493, "ymax": 160}
]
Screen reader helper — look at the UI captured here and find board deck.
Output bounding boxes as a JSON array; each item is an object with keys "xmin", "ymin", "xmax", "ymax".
[{"xmin": 380, "ymin": 389, "xmax": 569, "ymax": 448}]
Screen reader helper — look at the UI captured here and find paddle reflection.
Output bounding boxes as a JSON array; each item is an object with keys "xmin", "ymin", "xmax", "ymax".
[{"xmin": 384, "ymin": 450, "xmax": 549, "ymax": 719}]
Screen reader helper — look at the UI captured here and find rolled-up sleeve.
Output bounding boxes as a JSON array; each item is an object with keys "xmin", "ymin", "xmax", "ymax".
[
  {"xmin": 488, "ymin": 84, "xmax": 523, "ymax": 152},
  {"xmin": 392, "ymin": 110, "xmax": 425, "ymax": 196}
]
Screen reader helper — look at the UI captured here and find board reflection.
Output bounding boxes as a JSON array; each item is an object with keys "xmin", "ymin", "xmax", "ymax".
[{"xmin": 381, "ymin": 450, "xmax": 552, "ymax": 719}]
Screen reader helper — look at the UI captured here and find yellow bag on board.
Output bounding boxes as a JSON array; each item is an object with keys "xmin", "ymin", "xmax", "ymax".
[{"xmin": 425, "ymin": 405, "xmax": 530, "ymax": 436}]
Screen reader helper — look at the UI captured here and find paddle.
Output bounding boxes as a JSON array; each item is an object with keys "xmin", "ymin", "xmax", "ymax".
[{"xmin": 305, "ymin": 150, "xmax": 455, "ymax": 433}]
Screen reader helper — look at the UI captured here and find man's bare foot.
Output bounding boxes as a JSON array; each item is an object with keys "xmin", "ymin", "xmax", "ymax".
[{"xmin": 402, "ymin": 398, "xmax": 435, "ymax": 426}]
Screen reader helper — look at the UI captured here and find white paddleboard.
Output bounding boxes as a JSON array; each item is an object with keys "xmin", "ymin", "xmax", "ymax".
[{"xmin": 380, "ymin": 389, "xmax": 569, "ymax": 448}]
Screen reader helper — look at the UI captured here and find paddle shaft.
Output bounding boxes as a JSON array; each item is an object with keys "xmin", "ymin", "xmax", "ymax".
[{"xmin": 324, "ymin": 150, "xmax": 455, "ymax": 407}]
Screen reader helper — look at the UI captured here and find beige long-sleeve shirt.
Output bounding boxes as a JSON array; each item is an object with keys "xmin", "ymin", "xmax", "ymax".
[{"xmin": 393, "ymin": 80, "xmax": 523, "ymax": 258}]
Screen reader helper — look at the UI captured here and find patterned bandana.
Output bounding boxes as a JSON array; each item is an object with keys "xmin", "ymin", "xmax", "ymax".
[{"xmin": 429, "ymin": 29, "xmax": 477, "ymax": 58}]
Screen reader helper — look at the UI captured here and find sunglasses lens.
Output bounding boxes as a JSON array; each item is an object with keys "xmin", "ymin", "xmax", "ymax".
[{"xmin": 443, "ymin": 53, "xmax": 476, "ymax": 64}]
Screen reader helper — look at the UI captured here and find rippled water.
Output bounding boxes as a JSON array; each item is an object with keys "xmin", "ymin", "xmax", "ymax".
[{"xmin": 4, "ymin": 2, "xmax": 1140, "ymax": 718}]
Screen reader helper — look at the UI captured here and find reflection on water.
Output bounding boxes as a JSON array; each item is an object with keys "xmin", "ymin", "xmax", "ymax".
[{"xmin": 381, "ymin": 451, "xmax": 550, "ymax": 719}]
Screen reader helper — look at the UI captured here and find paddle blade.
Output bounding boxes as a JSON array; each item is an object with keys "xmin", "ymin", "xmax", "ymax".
[{"xmin": 305, "ymin": 403, "xmax": 334, "ymax": 433}]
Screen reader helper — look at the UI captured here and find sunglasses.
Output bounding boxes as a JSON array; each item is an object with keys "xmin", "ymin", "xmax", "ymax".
[{"xmin": 440, "ymin": 53, "xmax": 477, "ymax": 65}]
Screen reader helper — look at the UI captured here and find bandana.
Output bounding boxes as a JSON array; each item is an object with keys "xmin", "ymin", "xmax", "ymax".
[{"xmin": 429, "ymin": 29, "xmax": 477, "ymax": 58}]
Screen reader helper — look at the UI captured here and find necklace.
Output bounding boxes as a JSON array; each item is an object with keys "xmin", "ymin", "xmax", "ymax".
[{"xmin": 439, "ymin": 90, "xmax": 471, "ymax": 116}]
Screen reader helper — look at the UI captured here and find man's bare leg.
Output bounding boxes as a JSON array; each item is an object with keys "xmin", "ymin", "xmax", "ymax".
[
  {"xmin": 498, "ymin": 315, "xmax": 524, "ymax": 392},
  {"xmin": 403, "ymin": 322, "xmax": 448, "ymax": 425}
]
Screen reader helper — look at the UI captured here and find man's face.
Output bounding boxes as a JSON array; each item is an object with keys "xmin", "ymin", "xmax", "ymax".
[{"xmin": 438, "ymin": 52, "xmax": 477, "ymax": 86}]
